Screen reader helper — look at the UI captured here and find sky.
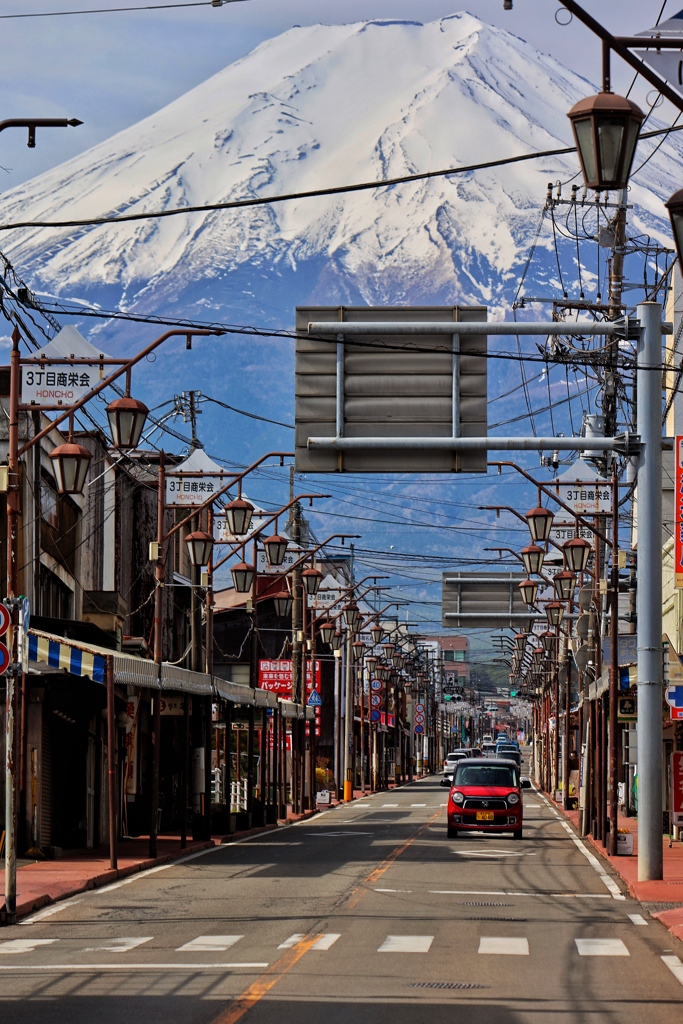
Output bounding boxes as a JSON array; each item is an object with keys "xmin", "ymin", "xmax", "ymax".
[{"xmin": 0, "ymin": 1, "xmax": 674, "ymax": 190}]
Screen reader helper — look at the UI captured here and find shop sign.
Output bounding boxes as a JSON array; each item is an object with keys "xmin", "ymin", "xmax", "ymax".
[
  {"xmin": 258, "ymin": 658, "xmax": 321, "ymax": 696},
  {"xmin": 21, "ymin": 327, "xmax": 111, "ymax": 407},
  {"xmin": 165, "ymin": 448, "xmax": 228, "ymax": 507},
  {"xmin": 554, "ymin": 459, "xmax": 611, "ymax": 514},
  {"xmin": 676, "ymin": 436, "xmax": 683, "ymax": 587}
]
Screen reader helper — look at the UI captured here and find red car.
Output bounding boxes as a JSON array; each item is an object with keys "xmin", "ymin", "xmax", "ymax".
[{"xmin": 447, "ymin": 758, "xmax": 527, "ymax": 840}]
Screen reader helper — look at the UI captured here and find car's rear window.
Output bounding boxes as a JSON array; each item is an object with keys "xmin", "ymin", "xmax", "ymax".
[{"xmin": 454, "ymin": 764, "xmax": 517, "ymax": 787}]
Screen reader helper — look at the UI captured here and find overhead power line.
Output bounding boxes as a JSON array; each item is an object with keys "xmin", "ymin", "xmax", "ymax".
[
  {"xmin": 0, "ymin": 123, "xmax": 679, "ymax": 233},
  {"xmin": 0, "ymin": 0, "xmax": 249, "ymax": 18}
]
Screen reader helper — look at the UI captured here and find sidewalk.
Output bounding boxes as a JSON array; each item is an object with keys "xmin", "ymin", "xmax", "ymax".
[{"xmin": 552, "ymin": 798, "xmax": 683, "ymax": 941}]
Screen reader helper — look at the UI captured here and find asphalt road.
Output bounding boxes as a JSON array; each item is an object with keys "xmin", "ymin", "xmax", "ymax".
[{"xmin": 2, "ymin": 771, "xmax": 683, "ymax": 1024}]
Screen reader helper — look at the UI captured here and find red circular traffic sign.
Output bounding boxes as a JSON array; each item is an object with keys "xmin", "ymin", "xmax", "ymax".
[
  {"xmin": 415, "ymin": 703, "xmax": 424, "ymax": 713},
  {"xmin": 0, "ymin": 604, "xmax": 10, "ymax": 637},
  {"xmin": 415, "ymin": 713, "xmax": 425, "ymax": 725},
  {"xmin": 0, "ymin": 640, "xmax": 10, "ymax": 674}
]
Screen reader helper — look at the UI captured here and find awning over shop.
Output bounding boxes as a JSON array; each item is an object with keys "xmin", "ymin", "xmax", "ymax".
[{"xmin": 28, "ymin": 631, "xmax": 106, "ymax": 684}]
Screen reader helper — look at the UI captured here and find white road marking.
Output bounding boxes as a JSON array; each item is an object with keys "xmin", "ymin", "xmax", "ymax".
[
  {"xmin": 374, "ymin": 888, "xmax": 413, "ymax": 893},
  {"xmin": 0, "ymin": 963, "xmax": 269, "ymax": 971},
  {"xmin": 176, "ymin": 936, "xmax": 243, "ymax": 952},
  {"xmin": 452, "ymin": 850, "xmax": 525, "ymax": 858},
  {"xmin": 575, "ymin": 938, "xmax": 629, "ymax": 956},
  {"xmin": 410, "ymin": 803, "xmax": 427, "ymax": 808},
  {"xmin": 19, "ymin": 900, "xmax": 83, "ymax": 925},
  {"xmin": 355, "ymin": 804, "xmax": 371, "ymax": 808},
  {"xmin": 429, "ymin": 888, "xmax": 610, "ymax": 900},
  {"xmin": 478, "ymin": 937, "xmax": 529, "ymax": 955},
  {"xmin": 430, "ymin": 889, "xmax": 507, "ymax": 896},
  {"xmin": 278, "ymin": 934, "xmax": 306, "ymax": 949},
  {"xmin": 378, "ymin": 935, "xmax": 433, "ymax": 953},
  {"xmin": 662, "ymin": 955, "xmax": 683, "ymax": 986},
  {"xmin": 628, "ymin": 914, "xmax": 648, "ymax": 926},
  {"xmin": 536, "ymin": 791, "xmax": 626, "ymax": 900},
  {"xmin": 312, "ymin": 933, "xmax": 341, "ymax": 950},
  {"xmin": 84, "ymin": 938, "xmax": 153, "ymax": 953},
  {"xmin": 307, "ymin": 831, "xmax": 374, "ymax": 837},
  {"xmin": 0, "ymin": 939, "xmax": 57, "ymax": 954},
  {"xmin": 381, "ymin": 803, "xmax": 399, "ymax": 808},
  {"xmin": 525, "ymin": 803, "xmax": 542, "ymax": 808}
]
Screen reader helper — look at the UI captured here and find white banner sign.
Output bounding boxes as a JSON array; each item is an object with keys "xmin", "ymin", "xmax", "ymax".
[
  {"xmin": 21, "ymin": 326, "xmax": 111, "ymax": 407},
  {"xmin": 165, "ymin": 448, "xmax": 228, "ymax": 507},
  {"xmin": 554, "ymin": 460, "xmax": 611, "ymax": 515}
]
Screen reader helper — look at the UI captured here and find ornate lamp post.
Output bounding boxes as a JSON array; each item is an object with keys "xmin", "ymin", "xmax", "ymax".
[{"xmin": 567, "ymin": 92, "xmax": 644, "ymax": 191}]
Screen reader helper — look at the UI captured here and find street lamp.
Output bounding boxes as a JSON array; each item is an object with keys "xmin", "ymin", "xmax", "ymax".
[
  {"xmin": 366, "ymin": 654, "xmax": 378, "ymax": 675},
  {"xmin": 49, "ymin": 440, "xmax": 92, "ymax": 495},
  {"xmin": 513, "ymin": 632, "xmax": 528, "ymax": 653},
  {"xmin": 302, "ymin": 566, "xmax": 324, "ymax": 596},
  {"xmin": 382, "ymin": 641, "xmax": 395, "ymax": 660},
  {"xmin": 344, "ymin": 602, "xmax": 361, "ymax": 632},
  {"xmin": 318, "ymin": 620, "xmax": 335, "ymax": 646},
  {"xmin": 370, "ymin": 624, "xmax": 384, "ymax": 645},
  {"xmin": 563, "ymin": 537, "xmax": 592, "ymax": 574},
  {"xmin": 106, "ymin": 395, "xmax": 149, "ymax": 449},
  {"xmin": 567, "ymin": 92, "xmax": 644, "ymax": 191},
  {"xmin": 519, "ymin": 578, "xmax": 539, "ymax": 606},
  {"xmin": 521, "ymin": 543, "xmax": 545, "ymax": 575},
  {"xmin": 331, "ymin": 630, "xmax": 344, "ymax": 652},
  {"xmin": 223, "ymin": 496, "xmax": 254, "ymax": 536},
  {"xmin": 554, "ymin": 569, "xmax": 576, "ymax": 602},
  {"xmin": 545, "ymin": 600, "xmax": 564, "ymax": 627},
  {"xmin": 185, "ymin": 530, "xmax": 214, "ymax": 567},
  {"xmin": 273, "ymin": 591, "xmax": 293, "ymax": 618},
  {"xmin": 352, "ymin": 640, "xmax": 366, "ymax": 662},
  {"xmin": 525, "ymin": 505, "xmax": 554, "ymax": 543},
  {"xmin": 231, "ymin": 560, "xmax": 255, "ymax": 593},
  {"xmin": 263, "ymin": 532, "xmax": 288, "ymax": 567},
  {"xmin": 540, "ymin": 630, "xmax": 556, "ymax": 654}
]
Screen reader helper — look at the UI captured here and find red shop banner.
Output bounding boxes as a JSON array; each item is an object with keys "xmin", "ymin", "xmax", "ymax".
[
  {"xmin": 676, "ymin": 436, "xmax": 683, "ymax": 588},
  {"xmin": 258, "ymin": 659, "xmax": 321, "ymax": 696}
]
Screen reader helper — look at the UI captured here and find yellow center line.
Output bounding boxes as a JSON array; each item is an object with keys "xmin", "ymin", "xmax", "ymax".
[
  {"xmin": 346, "ymin": 805, "xmax": 444, "ymax": 910},
  {"xmin": 210, "ymin": 934, "xmax": 322, "ymax": 1024}
]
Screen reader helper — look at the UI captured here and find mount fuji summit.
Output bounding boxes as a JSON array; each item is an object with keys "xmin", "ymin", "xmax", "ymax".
[{"xmin": 0, "ymin": 13, "xmax": 679, "ymax": 447}]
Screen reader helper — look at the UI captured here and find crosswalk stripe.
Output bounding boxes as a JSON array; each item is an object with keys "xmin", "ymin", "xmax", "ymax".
[
  {"xmin": 278, "ymin": 933, "xmax": 306, "ymax": 949},
  {"xmin": 575, "ymin": 938, "xmax": 629, "ymax": 956},
  {"xmin": 662, "ymin": 955, "xmax": 683, "ymax": 986},
  {"xmin": 176, "ymin": 936, "xmax": 243, "ymax": 952},
  {"xmin": 312, "ymin": 933, "xmax": 340, "ymax": 950},
  {"xmin": 478, "ymin": 936, "xmax": 529, "ymax": 955},
  {"xmin": 84, "ymin": 938, "xmax": 152, "ymax": 953},
  {"xmin": 378, "ymin": 935, "xmax": 433, "ymax": 953},
  {"xmin": 628, "ymin": 914, "xmax": 648, "ymax": 926},
  {"xmin": 0, "ymin": 939, "xmax": 57, "ymax": 954}
]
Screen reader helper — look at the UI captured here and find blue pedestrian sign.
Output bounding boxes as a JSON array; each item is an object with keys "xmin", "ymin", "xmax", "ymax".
[
  {"xmin": 307, "ymin": 689, "xmax": 322, "ymax": 707},
  {"xmin": 665, "ymin": 685, "xmax": 683, "ymax": 709}
]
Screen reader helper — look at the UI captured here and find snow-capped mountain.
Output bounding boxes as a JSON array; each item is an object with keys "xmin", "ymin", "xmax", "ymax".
[{"xmin": 0, "ymin": 13, "xmax": 678, "ymax": 602}]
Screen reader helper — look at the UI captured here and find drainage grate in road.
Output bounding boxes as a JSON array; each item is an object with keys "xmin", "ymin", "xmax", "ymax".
[
  {"xmin": 460, "ymin": 902, "xmax": 511, "ymax": 907},
  {"xmin": 408, "ymin": 982, "xmax": 490, "ymax": 990},
  {"xmin": 465, "ymin": 916, "xmax": 527, "ymax": 922}
]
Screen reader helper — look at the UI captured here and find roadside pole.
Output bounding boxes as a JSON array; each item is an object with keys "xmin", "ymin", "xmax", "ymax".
[{"xmin": 636, "ymin": 301, "xmax": 663, "ymax": 880}]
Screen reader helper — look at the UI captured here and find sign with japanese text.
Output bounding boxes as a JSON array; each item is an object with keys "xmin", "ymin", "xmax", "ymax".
[
  {"xmin": 554, "ymin": 460, "xmax": 611, "ymax": 515},
  {"xmin": 256, "ymin": 545, "xmax": 301, "ymax": 575},
  {"xmin": 258, "ymin": 658, "xmax": 321, "ymax": 696},
  {"xmin": 165, "ymin": 448, "xmax": 228, "ymax": 507},
  {"xmin": 676, "ymin": 436, "xmax": 683, "ymax": 587},
  {"xmin": 549, "ymin": 522, "xmax": 594, "ymax": 544},
  {"xmin": 671, "ymin": 752, "xmax": 683, "ymax": 816},
  {"xmin": 21, "ymin": 327, "xmax": 111, "ymax": 408}
]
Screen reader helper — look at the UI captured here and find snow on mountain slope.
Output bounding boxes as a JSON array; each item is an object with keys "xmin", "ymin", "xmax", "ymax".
[{"xmin": 3, "ymin": 10, "xmax": 675, "ymax": 334}]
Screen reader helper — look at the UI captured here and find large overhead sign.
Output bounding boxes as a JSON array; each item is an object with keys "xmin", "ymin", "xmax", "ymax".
[
  {"xmin": 441, "ymin": 571, "xmax": 533, "ymax": 629},
  {"xmin": 294, "ymin": 305, "xmax": 487, "ymax": 473},
  {"xmin": 165, "ymin": 447, "xmax": 228, "ymax": 507},
  {"xmin": 553, "ymin": 459, "xmax": 611, "ymax": 515}
]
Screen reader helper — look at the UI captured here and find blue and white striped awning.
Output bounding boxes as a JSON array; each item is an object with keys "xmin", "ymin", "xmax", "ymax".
[{"xmin": 28, "ymin": 633, "xmax": 106, "ymax": 684}]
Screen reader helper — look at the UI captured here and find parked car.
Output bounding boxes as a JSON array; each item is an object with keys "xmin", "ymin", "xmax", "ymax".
[
  {"xmin": 495, "ymin": 745, "xmax": 522, "ymax": 767},
  {"xmin": 447, "ymin": 758, "xmax": 529, "ymax": 839}
]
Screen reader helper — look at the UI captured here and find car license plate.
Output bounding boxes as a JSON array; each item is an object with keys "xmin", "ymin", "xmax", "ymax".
[{"xmin": 476, "ymin": 811, "xmax": 494, "ymax": 821}]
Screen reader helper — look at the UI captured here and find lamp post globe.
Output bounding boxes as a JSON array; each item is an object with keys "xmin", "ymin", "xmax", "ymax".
[
  {"xmin": 521, "ymin": 543, "xmax": 545, "ymax": 575},
  {"xmin": 318, "ymin": 620, "xmax": 335, "ymax": 646},
  {"xmin": 106, "ymin": 396, "xmax": 149, "ymax": 449},
  {"xmin": 519, "ymin": 578, "xmax": 539, "ymax": 606},
  {"xmin": 545, "ymin": 600, "xmax": 564, "ymax": 627},
  {"xmin": 49, "ymin": 441, "xmax": 92, "ymax": 495},
  {"xmin": 344, "ymin": 602, "xmax": 361, "ymax": 631},
  {"xmin": 223, "ymin": 496, "xmax": 254, "ymax": 537},
  {"xmin": 263, "ymin": 533, "xmax": 288, "ymax": 567},
  {"xmin": 231, "ymin": 561, "xmax": 255, "ymax": 593},
  {"xmin": 525, "ymin": 505, "xmax": 554, "ymax": 543},
  {"xmin": 513, "ymin": 632, "xmax": 528, "ymax": 653},
  {"xmin": 273, "ymin": 592, "xmax": 293, "ymax": 618},
  {"xmin": 382, "ymin": 641, "xmax": 395, "ymax": 660},
  {"xmin": 554, "ymin": 569, "xmax": 576, "ymax": 602},
  {"xmin": 540, "ymin": 629, "xmax": 556, "ymax": 653},
  {"xmin": 302, "ymin": 566, "xmax": 324, "ymax": 596},
  {"xmin": 567, "ymin": 92, "xmax": 644, "ymax": 191},
  {"xmin": 331, "ymin": 630, "xmax": 344, "ymax": 652},
  {"xmin": 185, "ymin": 530, "xmax": 214, "ymax": 567},
  {"xmin": 352, "ymin": 640, "xmax": 366, "ymax": 663},
  {"xmin": 366, "ymin": 654, "xmax": 378, "ymax": 674},
  {"xmin": 563, "ymin": 537, "xmax": 592, "ymax": 574},
  {"xmin": 370, "ymin": 624, "xmax": 384, "ymax": 646}
]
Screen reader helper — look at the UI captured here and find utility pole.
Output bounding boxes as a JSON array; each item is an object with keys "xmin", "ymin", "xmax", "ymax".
[{"xmin": 290, "ymin": 467, "xmax": 303, "ymax": 814}]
